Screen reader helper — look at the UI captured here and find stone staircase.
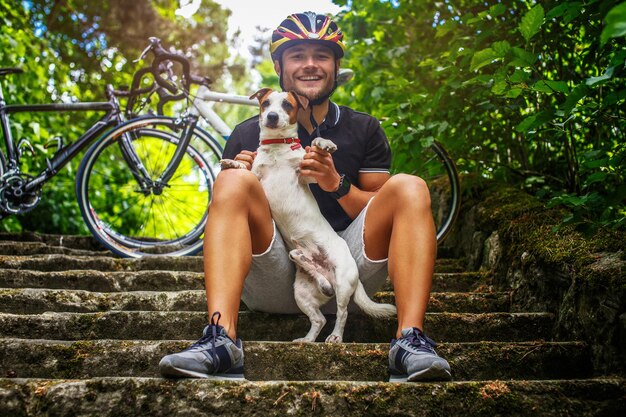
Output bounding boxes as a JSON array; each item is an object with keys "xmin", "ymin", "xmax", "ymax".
[{"xmin": 0, "ymin": 233, "xmax": 624, "ymax": 416}]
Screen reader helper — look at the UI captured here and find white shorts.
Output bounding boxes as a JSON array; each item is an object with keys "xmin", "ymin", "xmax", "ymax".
[{"xmin": 241, "ymin": 199, "xmax": 389, "ymax": 314}]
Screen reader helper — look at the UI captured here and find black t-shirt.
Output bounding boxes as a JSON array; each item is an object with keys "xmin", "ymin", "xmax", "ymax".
[{"xmin": 223, "ymin": 101, "xmax": 392, "ymax": 231}]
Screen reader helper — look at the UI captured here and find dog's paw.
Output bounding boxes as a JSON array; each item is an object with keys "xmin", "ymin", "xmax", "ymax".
[
  {"xmin": 317, "ymin": 279, "xmax": 335, "ymax": 297},
  {"xmin": 311, "ymin": 137, "xmax": 337, "ymax": 154},
  {"xmin": 293, "ymin": 337, "xmax": 315, "ymax": 343},
  {"xmin": 289, "ymin": 248, "xmax": 307, "ymax": 262},
  {"xmin": 219, "ymin": 159, "xmax": 246, "ymax": 170},
  {"xmin": 325, "ymin": 333, "xmax": 343, "ymax": 343}
]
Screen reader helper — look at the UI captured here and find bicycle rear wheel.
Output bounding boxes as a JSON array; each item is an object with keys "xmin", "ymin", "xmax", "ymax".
[
  {"xmin": 408, "ymin": 141, "xmax": 460, "ymax": 244},
  {"xmin": 76, "ymin": 116, "xmax": 221, "ymax": 257}
]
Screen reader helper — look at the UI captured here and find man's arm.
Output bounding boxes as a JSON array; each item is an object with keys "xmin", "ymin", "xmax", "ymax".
[
  {"xmin": 299, "ymin": 145, "xmax": 390, "ymax": 220},
  {"xmin": 336, "ymin": 172, "xmax": 390, "ymax": 220}
]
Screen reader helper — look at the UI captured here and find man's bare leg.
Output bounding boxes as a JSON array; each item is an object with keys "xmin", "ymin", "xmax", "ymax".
[
  {"xmin": 362, "ymin": 174, "xmax": 436, "ymax": 338},
  {"xmin": 203, "ymin": 169, "xmax": 274, "ymax": 340}
]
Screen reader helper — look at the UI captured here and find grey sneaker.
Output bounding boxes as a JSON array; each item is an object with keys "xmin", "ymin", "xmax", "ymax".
[
  {"xmin": 159, "ymin": 312, "xmax": 244, "ymax": 380},
  {"xmin": 389, "ymin": 327, "xmax": 452, "ymax": 382}
]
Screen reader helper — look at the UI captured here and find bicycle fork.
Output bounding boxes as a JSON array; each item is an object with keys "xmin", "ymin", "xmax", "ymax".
[{"xmin": 117, "ymin": 113, "xmax": 200, "ymax": 196}]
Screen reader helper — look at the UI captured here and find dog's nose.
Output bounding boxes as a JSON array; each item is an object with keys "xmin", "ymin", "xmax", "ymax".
[{"xmin": 266, "ymin": 112, "xmax": 279, "ymax": 124}]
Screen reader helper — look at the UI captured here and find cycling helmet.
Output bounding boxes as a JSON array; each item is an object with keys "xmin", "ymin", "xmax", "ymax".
[{"xmin": 270, "ymin": 12, "xmax": 346, "ymax": 61}]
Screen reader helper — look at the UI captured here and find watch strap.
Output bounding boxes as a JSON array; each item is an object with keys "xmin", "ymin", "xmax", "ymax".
[{"xmin": 330, "ymin": 174, "xmax": 351, "ymax": 199}]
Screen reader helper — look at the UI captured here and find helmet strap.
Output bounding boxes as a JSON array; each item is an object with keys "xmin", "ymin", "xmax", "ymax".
[{"xmin": 309, "ymin": 105, "xmax": 322, "ymax": 138}]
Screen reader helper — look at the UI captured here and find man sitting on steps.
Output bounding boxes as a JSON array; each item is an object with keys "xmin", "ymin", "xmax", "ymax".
[{"xmin": 159, "ymin": 11, "xmax": 452, "ymax": 383}]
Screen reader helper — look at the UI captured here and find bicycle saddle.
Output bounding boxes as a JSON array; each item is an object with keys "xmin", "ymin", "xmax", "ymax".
[{"xmin": 0, "ymin": 68, "xmax": 24, "ymax": 76}]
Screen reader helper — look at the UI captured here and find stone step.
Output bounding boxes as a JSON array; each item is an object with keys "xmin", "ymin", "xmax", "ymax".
[
  {"xmin": 0, "ymin": 269, "xmax": 488, "ymax": 293},
  {"xmin": 0, "ymin": 288, "xmax": 511, "ymax": 314},
  {"xmin": 0, "ymin": 269, "xmax": 206, "ymax": 292},
  {"xmin": 0, "ymin": 339, "xmax": 592, "ymax": 381},
  {"xmin": 0, "ymin": 254, "xmax": 205, "ymax": 273},
  {"xmin": 0, "ymin": 254, "xmax": 469, "ymax": 274},
  {"xmin": 1, "ymin": 377, "xmax": 624, "ymax": 416},
  {"xmin": 0, "ymin": 241, "xmax": 108, "ymax": 257},
  {"xmin": 374, "ymin": 291, "xmax": 510, "ymax": 312},
  {"xmin": 0, "ymin": 311, "xmax": 554, "ymax": 343},
  {"xmin": 0, "ymin": 232, "xmax": 104, "ymax": 251}
]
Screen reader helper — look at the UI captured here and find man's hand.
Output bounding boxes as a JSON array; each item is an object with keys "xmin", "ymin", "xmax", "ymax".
[
  {"xmin": 299, "ymin": 145, "xmax": 341, "ymax": 192},
  {"xmin": 233, "ymin": 150, "xmax": 257, "ymax": 170}
]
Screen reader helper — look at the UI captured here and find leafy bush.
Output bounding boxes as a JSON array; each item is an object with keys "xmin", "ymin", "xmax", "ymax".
[{"xmin": 336, "ymin": 0, "xmax": 626, "ymax": 230}]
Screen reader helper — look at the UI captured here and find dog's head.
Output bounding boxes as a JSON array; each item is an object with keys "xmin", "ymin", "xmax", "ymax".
[{"xmin": 250, "ymin": 88, "xmax": 309, "ymax": 131}]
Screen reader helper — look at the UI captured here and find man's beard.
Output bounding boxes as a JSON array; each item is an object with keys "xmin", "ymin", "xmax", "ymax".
[{"xmin": 294, "ymin": 81, "xmax": 335, "ymax": 103}]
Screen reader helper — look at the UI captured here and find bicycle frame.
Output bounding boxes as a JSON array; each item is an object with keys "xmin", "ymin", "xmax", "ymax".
[
  {"xmin": 0, "ymin": 101, "xmax": 121, "ymax": 188},
  {"xmin": 190, "ymin": 85, "xmax": 256, "ymax": 139},
  {"xmin": 0, "ymin": 78, "xmax": 157, "ymax": 215}
]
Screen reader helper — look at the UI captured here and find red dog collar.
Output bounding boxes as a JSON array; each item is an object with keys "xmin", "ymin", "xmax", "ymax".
[{"xmin": 260, "ymin": 138, "xmax": 301, "ymax": 150}]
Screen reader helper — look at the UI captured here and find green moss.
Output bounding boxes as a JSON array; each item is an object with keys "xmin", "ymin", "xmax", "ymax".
[
  {"xmin": 52, "ymin": 341, "xmax": 100, "ymax": 378},
  {"xmin": 475, "ymin": 183, "xmax": 626, "ymax": 290},
  {"xmin": 0, "ymin": 288, "xmax": 23, "ymax": 296}
]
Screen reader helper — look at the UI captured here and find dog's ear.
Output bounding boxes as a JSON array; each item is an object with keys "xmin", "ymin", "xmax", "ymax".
[
  {"xmin": 289, "ymin": 91, "xmax": 309, "ymax": 110},
  {"xmin": 250, "ymin": 88, "xmax": 272, "ymax": 102}
]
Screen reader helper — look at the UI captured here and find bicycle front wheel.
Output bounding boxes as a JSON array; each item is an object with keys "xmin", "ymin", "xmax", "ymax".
[
  {"xmin": 76, "ymin": 117, "xmax": 221, "ymax": 257},
  {"xmin": 409, "ymin": 141, "xmax": 461, "ymax": 244}
]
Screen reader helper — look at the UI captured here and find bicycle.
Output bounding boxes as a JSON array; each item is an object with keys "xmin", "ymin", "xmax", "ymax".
[{"xmin": 0, "ymin": 46, "xmax": 221, "ymax": 258}]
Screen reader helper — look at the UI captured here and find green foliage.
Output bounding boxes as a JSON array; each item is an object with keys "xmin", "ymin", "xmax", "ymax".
[
  {"xmin": 0, "ymin": 0, "xmax": 245, "ymax": 234},
  {"xmin": 336, "ymin": 0, "xmax": 626, "ymax": 230}
]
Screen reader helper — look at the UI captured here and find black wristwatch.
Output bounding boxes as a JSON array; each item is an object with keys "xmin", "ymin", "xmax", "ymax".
[{"xmin": 330, "ymin": 174, "xmax": 351, "ymax": 200}]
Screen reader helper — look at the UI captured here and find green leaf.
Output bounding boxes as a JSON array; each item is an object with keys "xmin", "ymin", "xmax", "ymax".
[
  {"xmin": 491, "ymin": 79, "xmax": 508, "ymax": 95},
  {"xmin": 515, "ymin": 110, "xmax": 554, "ymax": 133},
  {"xmin": 601, "ymin": 2, "xmax": 626, "ymax": 46},
  {"xmin": 586, "ymin": 67, "xmax": 615, "ymax": 86},
  {"xmin": 509, "ymin": 69, "xmax": 531, "ymax": 83},
  {"xmin": 505, "ymin": 87, "xmax": 523, "ymax": 98},
  {"xmin": 470, "ymin": 48, "xmax": 499, "ymax": 71},
  {"xmin": 489, "ymin": 4, "xmax": 507, "ymax": 18},
  {"xmin": 533, "ymin": 80, "xmax": 570, "ymax": 94},
  {"xmin": 519, "ymin": 5, "xmax": 545, "ymax": 43},
  {"xmin": 509, "ymin": 47, "xmax": 537, "ymax": 67},
  {"xmin": 547, "ymin": 2, "xmax": 582, "ymax": 24},
  {"xmin": 492, "ymin": 40, "xmax": 511, "ymax": 58},
  {"xmin": 560, "ymin": 84, "xmax": 590, "ymax": 115}
]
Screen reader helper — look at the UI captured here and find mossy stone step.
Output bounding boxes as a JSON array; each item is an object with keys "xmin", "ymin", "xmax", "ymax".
[
  {"xmin": 0, "ymin": 339, "xmax": 592, "ymax": 381},
  {"xmin": 0, "ymin": 242, "xmax": 108, "ymax": 257},
  {"xmin": 0, "ymin": 254, "xmax": 466, "ymax": 273},
  {"xmin": 0, "ymin": 288, "xmax": 511, "ymax": 314},
  {"xmin": 0, "ymin": 232, "xmax": 104, "ymax": 251},
  {"xmin": 0, "ymin": 269, "xmax": 489, "ymax": 293},
  {"xmin": 0, "ymin": 311, "xmax": 554, "ymax": 343},
  {"xmin": 0, "ymin": 254, "xmax": 205, "ymax": 273},
  {"xmin": 0, "ymin": 269, "xmax": 206, "ymax": 292},
  {"xmin": 374, "ymin": 291, "xmax": 510, "ymax": 312},
  {"xmin": 1, "ymin": 377, "xmax": 624, "ymax": 417}
]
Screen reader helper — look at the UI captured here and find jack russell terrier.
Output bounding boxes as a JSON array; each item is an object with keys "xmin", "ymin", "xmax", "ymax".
[{"xmin": 220, "ymin": 88, "xmax": 396, "ymax": 343}]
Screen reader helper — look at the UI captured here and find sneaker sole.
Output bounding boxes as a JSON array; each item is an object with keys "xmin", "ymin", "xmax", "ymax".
[
  {"xmin": 160, "ymin": 365, "xmax": 245, "ymax": 380},
  {"xmin": 389, "ymin": 363, "xmax": 452, "ymax": 383}
]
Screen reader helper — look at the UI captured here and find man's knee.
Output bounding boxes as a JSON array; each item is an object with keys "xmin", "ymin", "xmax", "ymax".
[
  {"xmin": 382, "ymin": 174, "xmax": 431, "ymax": 211},
  {"xmin": 212, "ymin": 169, "xmax": 263, "ymax": 204}
]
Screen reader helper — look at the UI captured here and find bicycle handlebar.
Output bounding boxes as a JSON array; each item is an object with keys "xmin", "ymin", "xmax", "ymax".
[{"xmin": 125, "ymin": 37, "xmax": 212, "ymax": 115}]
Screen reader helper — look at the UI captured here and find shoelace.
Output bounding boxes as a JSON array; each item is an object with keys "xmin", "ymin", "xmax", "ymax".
[
  {"xmin": 188, "ymin": 311, "xmax": 222, "ymax": 373},
  {"xmin": 405, "ymin": 328, "xmax": 437, "ymax": 354}
]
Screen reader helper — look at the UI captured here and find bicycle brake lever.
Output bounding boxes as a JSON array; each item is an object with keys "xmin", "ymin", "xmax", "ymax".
[{"xmin": 134, "ymin": 43, "xmax": 153, "ymax": 63}]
